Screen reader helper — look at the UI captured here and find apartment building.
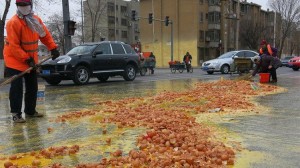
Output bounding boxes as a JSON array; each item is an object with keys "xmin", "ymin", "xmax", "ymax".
[
  {"xmin": 83, "ymin": 0, "xmax": 140, "ymax": 45},
  {"xmin": 139, "ymin": 0, "xmax": 277, "ymax": 67}
]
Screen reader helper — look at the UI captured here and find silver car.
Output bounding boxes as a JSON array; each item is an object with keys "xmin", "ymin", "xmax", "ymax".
[{"xmin": 201, "ymin": 50, "xmax": 258, "ymax": 74}]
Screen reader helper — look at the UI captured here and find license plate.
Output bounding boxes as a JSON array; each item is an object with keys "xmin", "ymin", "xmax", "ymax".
[
  {"xmin": 202, "ymin": 66, "xmax": 209, "ymax": 71},
  {"xmin": 42, "ymin": 70, "xmax": 50, "ymax": 75}
]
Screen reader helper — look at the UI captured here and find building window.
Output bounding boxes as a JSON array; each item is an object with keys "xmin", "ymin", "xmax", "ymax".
[
  {"xmin": 109, "ymin": 29, "xmax": 115, "ymax": 38},
  {"xmin": 200, "ymin": 30, "xmax": 204, "ymax": 42},
  {"xmin": 208, "ymin": 0, "xmax": 220, "ymax": 6},
  {"xmin": 121, "ymin": 19, "xmax": 127, "ymax": 26},
  {"xmin": 207, "ymin": 30, "xmax": 220, "ymax": 42},
  {"xmin": 121, "ymin": 31, "xmax": 128, "ymax": 38},
  {"xmin": 121, "ymin": 6, "xmax": 127, "ymax": 13},
  {"xmin": 135, "ymin": 36, "xmax": 138, "ymax": 40},
  {"xmin": 108, "ymin": 2, "xmax": 114, "ymax": 12},
  {"xmin": 200, "ymin": 12, "xmax": 203, "ymax": 22},
  {"xmin": 108, "ymin": 16, "xmax": 115, "ymax": 24},
  {"xmin": 208, "ymin": 12, "xmax": 220, "ymax": 23}
]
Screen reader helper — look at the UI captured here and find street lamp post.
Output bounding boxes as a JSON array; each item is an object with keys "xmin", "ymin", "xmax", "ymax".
[{"xmin": 81, "ymin": 0, "xmax": 84, "ymax": 43}]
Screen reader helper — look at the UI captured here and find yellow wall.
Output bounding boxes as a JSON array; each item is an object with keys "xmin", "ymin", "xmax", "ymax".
[{"xmin": 140, "ymin": 0, "xmax": 198, "ymax": 68}]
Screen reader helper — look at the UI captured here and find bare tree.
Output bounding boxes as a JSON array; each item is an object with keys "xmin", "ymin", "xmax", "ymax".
[
  {"xmin": 46, "ymin": 14, "xmax": 65, "ymax": 54},
  {"xmin": 0, "ymin": 0, "xmax": 12, "ymax": 59},
  {"xmin": 84, "ymin": 0, "xmax": 107, "ymax": 42},
  {"xmin": 268, "ymin": 0, "xmax": 300, "ymax": 57},
  {"xmin": 240, "ymin": 19, "xmax": 270, "ymax": 50}
]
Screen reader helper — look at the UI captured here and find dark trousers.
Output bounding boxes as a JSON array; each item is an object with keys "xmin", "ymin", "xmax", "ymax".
[
  {"xmin": 186, "ymin": 63, "xmax": 191, "ymax": 72},
  {"xmin": 5, "ymin": 67, "xmax": 38, "ymax": 115},
  {"xmin": 269, "ymin": 68, "xmax": 277, "ymax": 81}
]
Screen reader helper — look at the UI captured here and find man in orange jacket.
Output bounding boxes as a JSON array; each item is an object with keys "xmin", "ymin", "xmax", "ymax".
[{"xmin": 4, "ymin": 0, "xmax": 60, "ymax": 123}]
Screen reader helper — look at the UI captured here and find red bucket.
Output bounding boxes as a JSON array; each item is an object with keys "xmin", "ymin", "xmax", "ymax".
[{"xmin": 259, "ymin": 73, "xmax": 270, "ymax": 83}]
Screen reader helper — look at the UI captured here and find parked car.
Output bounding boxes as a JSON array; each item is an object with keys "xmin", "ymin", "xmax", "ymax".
[
  {"xmin": 287, "ymin": 56, "xmax": 300, "ymax": 71},
  {"xmin": 201, "ymin": 50, "xmax": 258, "ymax": 74},
  {"xmin": 280, "ymin": 56, "xmax": 295, "ymax": 67},
  {"xmin": 39, "ymin": 41, "xmax": 140, "ymax": 85}
]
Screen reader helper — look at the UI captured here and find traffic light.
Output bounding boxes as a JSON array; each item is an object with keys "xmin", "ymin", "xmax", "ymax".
[
  {"xmin": 165, "ymin": 16, "xmax": 170, "ymax": 26},
  {"xmin": 131, "ymin": 10, "xmax": 136, "ymax": 21},
  {"xmin": 67, "ymin": 20, "xmax": 76, "ymax": 36},
  {"xmin": 148, "ymin": 13, "xmax": 153, "ymax": 24}
]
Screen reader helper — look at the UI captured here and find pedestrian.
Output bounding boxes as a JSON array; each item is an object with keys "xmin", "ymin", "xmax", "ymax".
[
  {"xmin": 148, "ymin": 52, "xmax": 156, "ymax": 74},
  {"xmin": 183, "ymin": 52, "xmax": 192, "ymax": 72},
  {"xmin": 259, "ymin": 40, "xmax": 275, "ymax": 57},
  {"xmin": 4, "ymin": 0, "xmax": 60, "ymax": 123},
  {"xmin": 251, "ymin": 55, "xmax": 280, "ymax": 83}
]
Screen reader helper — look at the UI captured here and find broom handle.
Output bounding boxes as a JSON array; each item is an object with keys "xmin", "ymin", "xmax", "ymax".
[{"xmin": 0, "ymin": 55, "xmax": 53, "ymax": 87}]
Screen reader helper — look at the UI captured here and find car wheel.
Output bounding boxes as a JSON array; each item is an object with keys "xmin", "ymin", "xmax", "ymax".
[
  {"xmin": 140, "ymin": 68, "xmax": 147, "ymax": 76},
  {"xmin": 97, "ymin": 75, "xmax": 109, "ymax": 82},
  {"xmin": 171, "ymin": 68, "xmax": 176, "ymax": 73},
  {"xmin": 44, "ymin": 78, "xmax": 61, "ymax": 86},
  {"xmin": 220, "ymin": 65, "xmax": 230, "ymax": 74},
  {"xmin": 207, "ymin": 71, "xmax": 214, "ymax": 74},
  {"xmin": 72, "ymin": 66, "xmax": 90, "ymax": 85},
  {"xmin": 292, "ymin": 67, "xmax": 299, "ymax": 71},
  {"xmin": 123, "ymin": 64, "xmax": 136, "ymax": 81}
]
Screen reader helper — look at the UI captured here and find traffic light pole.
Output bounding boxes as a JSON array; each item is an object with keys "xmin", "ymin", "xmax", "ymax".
[
  {"xmin": 62, "ymin": 0, "xmax": 72, "ymax": 53},
  {"xmin": 132, "ymin": 11, "xmax": 174, "ymax": 61},
  {"xmin": 170, "ymin": 21, "xmax": 174, "ymax": 61}
]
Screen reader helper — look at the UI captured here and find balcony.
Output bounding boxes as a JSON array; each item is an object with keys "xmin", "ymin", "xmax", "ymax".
[
  {"xmin": 208, "ymin": 23, "xmax": 220, "ymax": 30},
  {"xmin": 208, "ymin": 6, "xmax": 220, "ymax": 12},
  {"xmin": 208, "ymin": 41, "xmax": 219, "ymax": 48}
]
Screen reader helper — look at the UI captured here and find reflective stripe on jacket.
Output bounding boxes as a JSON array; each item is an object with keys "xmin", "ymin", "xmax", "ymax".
[
  {"xmin": 259, "ymin": 44, "xmax": 273, "ymax": 56},
  {"xmin": 4, "ymin": 14, "xmax": 57, "ymax": 71}
]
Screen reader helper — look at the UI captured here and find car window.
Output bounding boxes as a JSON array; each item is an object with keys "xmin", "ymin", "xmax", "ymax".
[
  {"xmin": 123, "ymin": 44, "xmax": 136, "ymax": 54},
  {"xmin": 244, "ymin": 51, "xmax": 257, "ymax": 58},
  {"xmin": 284, "ymin": 56, "xmax": 293, "ymax": 60},
  {"xmin": 235, "ymin": 51, "xmax": 246, "ymax": 57},
  {"xmin": 94, "ymin": 43, "xmax": 112, "ymax": 54},
  {"xmin": 67, "ymin": 45, "xmax": 97, "ymax": 55},
  {"xmin": 111, "ymin": 43, "xmax": 126, "ymax": 54},
  {"xmin": 218, "ymin": 51, "xmax": 237, "ymax": 59}
]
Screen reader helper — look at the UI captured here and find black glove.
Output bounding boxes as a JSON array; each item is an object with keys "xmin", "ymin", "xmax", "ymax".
[
  {"xmin": 25, "ymin": 57, "xmax": 35, "ymax": 69},
  {"xmin": 51, "ymin": 49, "xmax": 60, "ymax": 60}
]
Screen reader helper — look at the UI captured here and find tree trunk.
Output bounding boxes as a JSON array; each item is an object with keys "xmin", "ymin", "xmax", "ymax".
[{"xmin": 0, "ymin": 20, "xmax": 5, "ymax": 59}]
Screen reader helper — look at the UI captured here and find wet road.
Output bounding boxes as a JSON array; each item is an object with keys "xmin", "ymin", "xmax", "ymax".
[{"xmin": 0, "ymin": 67, "xmax": 299, "ymax": 167}]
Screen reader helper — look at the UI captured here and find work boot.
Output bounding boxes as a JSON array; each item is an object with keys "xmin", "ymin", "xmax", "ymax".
[
  {"xmin": 12, "ymin": 113, "xmax": 26, "ymax": 123},
  {"xmin": 25, "ymin": 112, "xmax": 44, "ymax": 118},
  {"xmin": 270, "ymin": 79, "xmax": 277, "ymax": 83}
]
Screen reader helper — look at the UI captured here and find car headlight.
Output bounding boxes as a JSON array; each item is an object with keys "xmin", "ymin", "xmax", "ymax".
[
  {"xmin": 297, "ymin": 60, "xmax": 300, "ymax": 62},
  {"xmin": 57, "ymin": 56, "xmax": 71, "ymax": 63}
]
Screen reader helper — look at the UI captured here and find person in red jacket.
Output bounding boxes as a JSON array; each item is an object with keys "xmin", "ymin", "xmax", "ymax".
[{"xmin": 4, "ymin": 0, "xmax": 60, "ymax": 123}]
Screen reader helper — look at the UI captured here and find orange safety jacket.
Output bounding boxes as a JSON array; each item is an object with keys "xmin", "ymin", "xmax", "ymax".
[
  {"xmin": 4, "ymin": 14, "xmax": 57, "ymax": 71},
  {"xmin": 259, "ymin": 44, "xmax": 273, "ymax": 56}
]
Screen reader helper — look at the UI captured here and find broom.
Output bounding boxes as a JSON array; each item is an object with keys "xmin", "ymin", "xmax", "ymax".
[{"xmin": 0, "ymin": 55, "xmax": 52, "ymax": 87}]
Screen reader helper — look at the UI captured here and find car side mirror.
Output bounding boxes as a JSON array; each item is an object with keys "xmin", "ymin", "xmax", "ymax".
[{"xmin": 93, "ymin": 51, "xmax": 103, "ymax": 57}]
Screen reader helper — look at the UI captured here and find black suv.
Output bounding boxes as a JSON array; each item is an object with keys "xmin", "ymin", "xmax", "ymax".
[{"xmin": 39, "ymin": 41, "xmax": 140, "ymax": 85}]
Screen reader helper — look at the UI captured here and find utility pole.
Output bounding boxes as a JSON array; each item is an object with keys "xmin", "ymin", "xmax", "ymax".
[
  {"xmin": 222, "ymin": 0, "xmax": 228, "ymax": 53},
  {"xmin": 62, "ymin": 0, "xmax": 72, "ymax": 53},
  {"xmin": 81, "ymin": 0, "xmax": 84, "ymax": 44},
  {"xmin": 170, "ymin": 21, "xmax": 174, "ymax": 61},
  {"xmin": 235, "ymin": 0, "xmax": 240, "ymax": 50}
]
